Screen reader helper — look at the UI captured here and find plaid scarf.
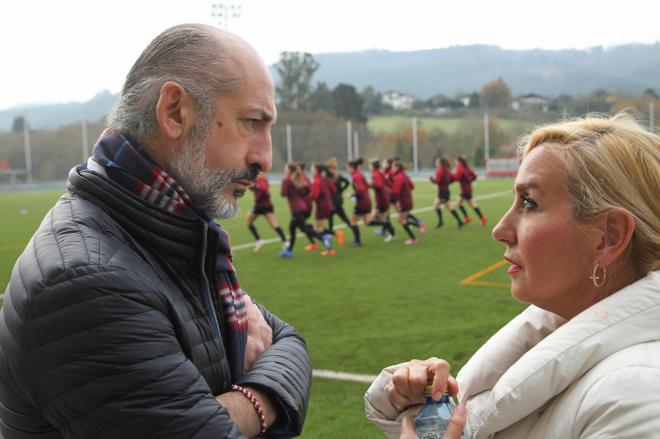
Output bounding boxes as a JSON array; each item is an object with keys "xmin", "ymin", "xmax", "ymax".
[{"xmin": 92, "ymin": 129, "xmax": 247, "ymax": 380}]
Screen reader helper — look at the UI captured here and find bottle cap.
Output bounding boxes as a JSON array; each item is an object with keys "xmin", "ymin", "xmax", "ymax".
[{"xmin": 422, "ymin": 384, "xmax": 448, "ymax": 398}]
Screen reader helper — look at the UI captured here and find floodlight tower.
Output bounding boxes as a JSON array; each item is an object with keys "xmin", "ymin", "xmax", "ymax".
[{"xmin": 211, "ymin": 2, "xmax": 242, "ymax": 30}]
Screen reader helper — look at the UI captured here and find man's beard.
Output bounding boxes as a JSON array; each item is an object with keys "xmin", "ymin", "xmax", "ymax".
[{"xmin": 169, "ymin": 127, "xmax": 259, "ymax": 219}]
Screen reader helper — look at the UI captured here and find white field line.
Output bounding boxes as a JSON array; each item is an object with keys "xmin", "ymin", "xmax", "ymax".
[
  {"xmin": 232, "ymin": 189, "xmax": 512, "ymax": 252},
  {"xmin": 312, "ymin": 369, "xmax": 377, "ymax": 383}
]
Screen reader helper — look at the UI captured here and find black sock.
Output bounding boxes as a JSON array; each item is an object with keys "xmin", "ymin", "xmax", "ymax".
[
  {"xmin": 328, "ymin": 215, "xmax": 334, "ymax": 231},
  {"xmin": 288, "ymin": 221, "xmax": 297, "ymax": 251},
  {"xmin": 435, "ymin": 208, "xmax": 443, "ymax": 225},
  {"xmin": 409, "ymin": 213, "xmax": 420, "ymax": 225},
  {"xmin": 459, "ymin": 206, "xmax": 468, "ymax": 218},
  {"xmin": 385, "ymin": 221, "xmax": 396, "ymax": 236},
  {"xmin": 451, "ymin": 209, "xmax": 463, "ymax": 226},
  {"xmin": 352, "ymin": 225, "xmax": 361, "ymax": 244},
  {"xmin": 248, "ymin": 224, "xmax": 260, "ymax": 240},
  {"xmin": 368, "ymin": 219, "xmax": 384, "ymax": 226},
  {"xmin": 403, "ymin": 223, "xmax": 416, "ymax": 240},
  {"xmin": 275, "ymin": 226, "xmax": 286, "ymax": 242},
  {"xmin": 323, "ymin": 228, "xmax": 335, "ymax": 236},
  {"xmin": 474, "ymin": 207, "xmax": 484, "ymax": 219},
  {"xmin": 304, "ymin": 224, "xmax": 317, "ymax": 242}
]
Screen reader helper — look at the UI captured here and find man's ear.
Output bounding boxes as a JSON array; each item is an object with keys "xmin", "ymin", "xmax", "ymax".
[
  {"xmin": 155, "ymin": 81, "xmax": 196, "ymax": 140},
  {"xmin": 595, "ymin": 207, "xmax": 636, "ymax": 267}
]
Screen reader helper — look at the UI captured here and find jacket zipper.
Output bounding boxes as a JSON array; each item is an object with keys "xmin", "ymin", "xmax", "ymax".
[{"xmin": 200, "ymin": 222, "xmax": 225, "ymax": 353}]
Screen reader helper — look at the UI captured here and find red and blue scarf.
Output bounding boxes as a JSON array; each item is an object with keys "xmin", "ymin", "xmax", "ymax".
[{"xmin": 92, "ymin": 129, "xmax": 247, "ymax": 379}]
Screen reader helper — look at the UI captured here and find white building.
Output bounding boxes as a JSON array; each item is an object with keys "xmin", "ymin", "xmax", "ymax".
[{"xmin": 382, "ymin": 91, "xmax": 415, "ymax": 111}]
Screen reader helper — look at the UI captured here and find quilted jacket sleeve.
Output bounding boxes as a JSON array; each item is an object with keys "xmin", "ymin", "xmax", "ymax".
[
  {"xmin": 12, "ymin": 267, "xmax": 248, "ymax": 439},
  {"xmin": 238, "ymin": 302, "xmax": 312, "ymax": 438}
]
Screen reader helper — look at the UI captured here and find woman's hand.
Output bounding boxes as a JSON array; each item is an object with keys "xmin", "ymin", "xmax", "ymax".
[
  {"xmin": 387, "ymin": 357, "xmax": 458, "ymax": 410},
  {"xmin": 399, "ymin": 404, "xmax": 467, "ymax": 439}
]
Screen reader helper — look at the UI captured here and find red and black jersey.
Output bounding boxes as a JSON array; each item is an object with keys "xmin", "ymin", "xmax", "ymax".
[
  {"xmin": 312, "ymin": 175, "xmax": 335, "ymax": 219},
  {"xmin": 351, "ymin": 169, "xmax": 372, "ymax": 213},
  {"xmin": 300, "ymin": 171, "xmax": 313, "ymax": 212},
  {"xmin": 249, "ymin": 175, "xmax": 273, "ymax": 209},
  {"xmin": 281, "ymin": 176, "xmax": 309, "ymax": 213},
  {"xmin": 430, "ymin": 164, "xmax": 454, "ymax": 192},
  {"xmin": 371, "ymin": 170, "xmax": 391, "ymax": 210},
  {"xmin": 453, "ymin": 163, "xmax": 477, "ymax": 195},
  {"xmin": 392, "ymin": 169, "xmax": 415, "ymax": 212}
]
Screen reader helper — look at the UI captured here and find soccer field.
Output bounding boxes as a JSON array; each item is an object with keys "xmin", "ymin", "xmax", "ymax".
[{"xmin": 0, "ymin": 179, "xmax": 525, "ymax": 438}]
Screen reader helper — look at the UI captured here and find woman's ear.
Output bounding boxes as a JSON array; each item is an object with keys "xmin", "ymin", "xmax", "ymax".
[{"xmin": 596, "ymin": 207, "xmax": 636, "ymax": 267}]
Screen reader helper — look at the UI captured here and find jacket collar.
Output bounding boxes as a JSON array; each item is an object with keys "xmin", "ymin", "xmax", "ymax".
[
  {"xmin": 67, "ymin": 161, "xmax": 210, "ymax": 285},
  {"xmin": 460, "ymin": 271, "xmax": 660, "ymax": 437}
]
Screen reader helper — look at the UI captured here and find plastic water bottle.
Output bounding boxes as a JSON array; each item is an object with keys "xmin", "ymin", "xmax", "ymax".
[{"xmin": 413, "ymin": 385, "xmax": 466, "ymax": 439}]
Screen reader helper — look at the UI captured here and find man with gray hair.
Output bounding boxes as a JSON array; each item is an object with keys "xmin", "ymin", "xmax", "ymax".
[{"xmin": 0, "ymin": 24, "xmax": 311, "ymax": 438}]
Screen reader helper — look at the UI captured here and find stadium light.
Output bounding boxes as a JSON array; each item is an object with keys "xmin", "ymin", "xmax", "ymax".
[{"xmin": 211, "ymin": 3, "xmax": 242, "ymax": 30}]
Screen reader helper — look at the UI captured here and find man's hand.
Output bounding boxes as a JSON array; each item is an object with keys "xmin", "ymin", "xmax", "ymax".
[
  {"xmin": 388, "ymin": 357, "xmax": 458, "ymax": 410},
  {"xmin": 244, "ymin": 294, "xmax": 272, "ymax": 373},
  {"xmin": 399, "ymin": 403, "xmax": 467, "ymax": 439}
]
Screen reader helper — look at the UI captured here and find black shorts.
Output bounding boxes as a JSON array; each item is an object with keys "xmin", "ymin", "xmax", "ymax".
[
  {"xmin": 460, "ymin": 192, "xmax": 473, "ymax": 201},
  {"xmin": 353, "ymin": 207, "xmax": 371, "ymax": 216},
  {"xmin": 376, "ymin": 206, "xmax": 389, "ymax": 214},
  {"xmin": 438, "ymin": 189, "xmax": 450, "ymax": 203},
  {"xmin": 251, "ymin": 205, "xmax": 274, "ymax": 215}
]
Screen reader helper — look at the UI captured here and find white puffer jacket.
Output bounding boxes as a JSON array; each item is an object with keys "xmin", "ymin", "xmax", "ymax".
[{"xmin": 365, "ymin": 271, "xmax": 660, "ymax": 438}]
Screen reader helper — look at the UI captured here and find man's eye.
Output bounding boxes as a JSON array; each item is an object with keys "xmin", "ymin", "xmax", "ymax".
[
  {"xmin": 520, "ymin": 196, "xmax": 537, "ymax": 211},
  {"xmin": 245, "ymin": 119, "xmax": 260, "ymax": 129}
]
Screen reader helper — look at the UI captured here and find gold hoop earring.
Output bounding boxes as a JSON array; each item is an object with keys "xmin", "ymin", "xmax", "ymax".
[{"xmin": 589, "ymin": 263, "xmax": 607, "ymax": 288}]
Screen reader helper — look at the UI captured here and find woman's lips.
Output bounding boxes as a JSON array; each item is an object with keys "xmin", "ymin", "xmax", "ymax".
[
  {"xmin": 504, "ymin": 256, "xmax": 523, "ymax": 275},
  {"xmin": 507, "ymin": 265, "xmax": 523, "ymax": 274}
]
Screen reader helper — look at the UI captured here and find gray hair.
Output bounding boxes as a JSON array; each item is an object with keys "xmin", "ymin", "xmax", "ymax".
[{"xmin": 108, "ymin": 23, "xmax": 242, "ymax": 143}]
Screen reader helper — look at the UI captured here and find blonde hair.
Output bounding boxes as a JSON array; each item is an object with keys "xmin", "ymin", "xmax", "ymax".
[{"xmin": 518, "ymin": 112, "xmax": 660, "ymax": 275}]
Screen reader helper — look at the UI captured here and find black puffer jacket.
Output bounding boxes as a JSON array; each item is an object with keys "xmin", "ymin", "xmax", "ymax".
[{"xmin": 0, "ymin": 165, "xmax": 312, "ymax": 438}]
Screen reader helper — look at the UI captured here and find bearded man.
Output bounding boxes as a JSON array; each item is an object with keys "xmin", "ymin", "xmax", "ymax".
[{"xmin": 0, "ymin": 24, "xmax": 311, "ymax": 439}]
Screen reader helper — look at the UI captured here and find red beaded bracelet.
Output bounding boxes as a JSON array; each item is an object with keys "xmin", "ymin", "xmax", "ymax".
[{"xmin": 231, "ymin": 384, "xmax": 267, "ymax": 436}]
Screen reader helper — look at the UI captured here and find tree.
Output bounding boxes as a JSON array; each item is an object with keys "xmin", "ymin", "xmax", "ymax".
[
  {"xmin": 361, "ymin": 86, "xmax": 383, "ymax": 116},
  {"xmin": 274, "ymin": 52, "xmax": 320, "ymax": 111},
  {"xmin": 309, "ymin": 82, "xmax": 334, "ymax": 113},
  {"xmin": 479, "ymin": 78, "xmax": 512, "ymax": 111},
  {"xmin": 12, "ymin": 116, "xmax": 25, "ymax": 133},
  {"xmin": 332, "ymin": 83, "xmax": 366, "ymax": 122}
]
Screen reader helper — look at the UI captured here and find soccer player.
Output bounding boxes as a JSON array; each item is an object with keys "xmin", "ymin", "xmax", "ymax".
[
  {"xmin": 429, "ymin": 157, "xmax": 464, "ymax": 228},
  {"xmin": 310, "ymin": 163, "xmax": 338, "ymax": 256},
  {"xmin": 369, "ymin": 158, "xmax": 396, "ymax": 241},
  {"xmin": 391, "ymin": 161, "xmax": 421, "ymax": 244},
  {"xmin": 247, "ymin": 171, "xmax": 288, "ymax": 251},
  {"xmin": 453, "ymin": 155, "xmax": 487, "ymax": 226},
  {"xmin": 325, "ymin": 157, "xmax": 350, "ymax": 246},
  {"xmin": 279, "ymin": 163, "xmax": 318, "ymax": 257},
  {"xmin": 346, "ymin": 158, "xmax": 372, "ymax": 247}
]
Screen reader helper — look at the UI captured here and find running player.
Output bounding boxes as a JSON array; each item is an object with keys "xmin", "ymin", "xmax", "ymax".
[
  {"xmin": 247, "ymin": 171, "xmax": 288, "ymax": 251},
  {"xmin": 429, "ymin": 157, "xmax": 464, "ymax": 229},
  {"xmin": 279, "ymin": 163, "xmax": 319, "ymax": 257},
  {"xmin": 310, "ymin": 163, "xmax": 337, "ymax": 256},
  {"xmin": 346, "ymin": 158, "xmax": 372, "ymax": 247},
  {"xmin": 391, "ymin": 161, "xmax": 421, "ymax": 244},
  {"xmin": 453, "ymin": 155, "xmax": 487, "ymax": 226},
  {"xmin": 389, "ymin": 156, "xmax": 425, "ymax": 233},
  {"xmin": 368, "ymin": 158, "xmax": 396, "ymax": 241},
  {"xmin": 325, "ymin": 157, "xmax": 350, "ymax": 246}
]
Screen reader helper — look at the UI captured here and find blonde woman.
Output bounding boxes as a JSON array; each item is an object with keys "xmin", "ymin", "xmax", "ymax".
[{"xmin": 365, "ymin": 113, "xmax": 660, "ymax": 438}]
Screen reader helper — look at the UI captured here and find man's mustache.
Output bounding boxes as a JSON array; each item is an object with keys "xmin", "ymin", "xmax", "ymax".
[{"xmin": 230, "ymin": 164, "xmax": 261, "ymax": 183}]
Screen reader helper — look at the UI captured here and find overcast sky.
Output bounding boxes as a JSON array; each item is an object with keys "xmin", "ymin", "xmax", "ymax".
[{"xmin": 1, "ymin": 0, "xmax": 659, "ymax": 110}]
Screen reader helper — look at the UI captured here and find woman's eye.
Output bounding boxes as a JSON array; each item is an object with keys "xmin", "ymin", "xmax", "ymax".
[{"xmin": 520, "ymin": 196, "xmax": 537, "ymax": 211}]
